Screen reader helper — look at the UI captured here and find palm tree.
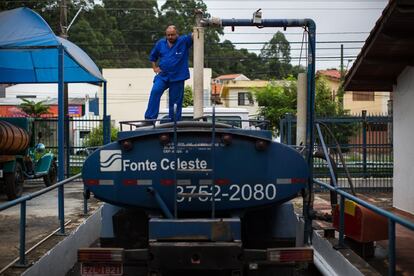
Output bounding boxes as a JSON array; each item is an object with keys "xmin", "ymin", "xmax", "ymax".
[{"xmin": 19, "ymin": 98, "xmax": 50, "ymax": 117}]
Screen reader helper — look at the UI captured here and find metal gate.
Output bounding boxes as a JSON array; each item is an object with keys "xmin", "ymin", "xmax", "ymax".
[
  {"xmin": 33, "ymin": 117, "xmax": 105, "ymax": 176},
  {"xmin": 280, "ymin": 112, "xmax": 393, "ymax": 191}
]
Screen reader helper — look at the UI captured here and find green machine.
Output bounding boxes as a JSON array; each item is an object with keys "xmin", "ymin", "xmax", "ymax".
[{"xmin": 0, "ymin": 117, "xmax": 57, "ymax": 200}]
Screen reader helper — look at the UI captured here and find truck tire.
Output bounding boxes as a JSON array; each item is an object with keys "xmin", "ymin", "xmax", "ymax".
[
  {"xmin": 43, "ymin": 160, "xmax": 57, "ymax": 187},
  {"xmin": 5, "ymin": 162, "xmax": 24, "ymax": 200}
]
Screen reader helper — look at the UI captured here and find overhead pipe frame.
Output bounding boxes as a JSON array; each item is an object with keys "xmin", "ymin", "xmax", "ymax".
[{"xmin": 202, "ymin": 17, "xmax": 316, "ymax": 244}]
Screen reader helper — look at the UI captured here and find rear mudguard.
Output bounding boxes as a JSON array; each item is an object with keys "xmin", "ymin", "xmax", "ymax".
[{"xmin": 34, "ymin": 152, "xmax": 54, "ymax": 176}]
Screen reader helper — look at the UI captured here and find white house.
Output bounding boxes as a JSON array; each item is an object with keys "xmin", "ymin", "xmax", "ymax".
[{"xmin": 344, "ymin": 0, "xmax": 414, "ymax": 214}]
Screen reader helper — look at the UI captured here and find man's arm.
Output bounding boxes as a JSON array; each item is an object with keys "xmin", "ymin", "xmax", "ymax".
[
  {"xmin": 152, "ymin": 61, "xmax": 161, "ymax": 74},
  {"xmin": 185, "ymin": 33, "xmax": 193, "ymax": 48},
  {"xmin": 149, "ymin": 41, "xmax": 161, "ymax": 73}
]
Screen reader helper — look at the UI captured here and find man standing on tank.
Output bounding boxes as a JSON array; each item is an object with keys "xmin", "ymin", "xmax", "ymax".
[{"xmin": 143, "ymin": 25, "xmax": 193, "ymax": 124}]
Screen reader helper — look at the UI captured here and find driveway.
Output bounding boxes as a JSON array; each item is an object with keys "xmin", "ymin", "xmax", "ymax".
[{"xmin": 0, "ymin": 179, "xmax": 102, "ymax": 273}]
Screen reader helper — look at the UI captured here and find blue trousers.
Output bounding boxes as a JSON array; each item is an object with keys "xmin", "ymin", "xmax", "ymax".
[{"xmin": 144, "ymin": 75, "xmax": 185, "ymax": 121}]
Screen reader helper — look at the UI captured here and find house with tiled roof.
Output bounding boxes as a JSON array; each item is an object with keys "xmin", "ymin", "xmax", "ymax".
[
  {"xmin": 211, "ymin": 74, "xmax": 250, "ymax": 104},
  {"xmin": 317, "ymin": 69, "xmax": 390, "ymax": 115}
]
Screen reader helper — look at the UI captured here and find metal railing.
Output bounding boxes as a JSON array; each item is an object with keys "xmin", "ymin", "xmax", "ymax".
[
  {"xmin": 0, "ymin": 173, "xmax": 82, "ymax": 267},
  {"xmin": 314, "ymin": 123, "xmax": 414, "ymax": 276},
  {"xmin": 313, "ymin": 179, "xmax": 414, "ymax": 276}
]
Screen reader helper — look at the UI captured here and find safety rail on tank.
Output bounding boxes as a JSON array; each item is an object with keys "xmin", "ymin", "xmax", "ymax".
[
  {"xmin": 314, "ymin": 122, "xmax": 414, "ymax": 276},
  {"xmin": 0, "ymin": 173, "xmax": 83, "ymax": 270},
  {"xmin": 118, "ymin": 117, "xmax": 270, "ymax": 131},
  {"xmin": 170, "ymin": 104, "xmax": 218, "ymax": 218}
]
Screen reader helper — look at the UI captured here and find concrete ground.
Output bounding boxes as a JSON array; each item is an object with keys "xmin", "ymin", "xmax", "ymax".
[
  {"xmin": 0, "ymin": 179, "xmax": 102, "ymax": 275},
  {"xmin": 294, "ymin": 191, "xmax": 414, "ymax": 276}
]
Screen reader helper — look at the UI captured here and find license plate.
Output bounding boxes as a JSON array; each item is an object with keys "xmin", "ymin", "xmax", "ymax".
[{"xmin": 81, "ymin": 263, "xmax": 123, "ymax": 276}]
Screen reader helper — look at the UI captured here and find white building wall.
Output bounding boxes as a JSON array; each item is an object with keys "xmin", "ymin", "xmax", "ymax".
[
  {"xmin": 227, "ymin": 88, "xmax": 259, "ymax": 116},
  {"xmin": 393, "ymin": 66, "xmax": 414, "ymax": 214},
  {"xmin": 101, "ymin": 68, "xmax": 212, "ymax": 125},
  {"xmin": 5, "ymin": 83, "xmax": 99, "ymax": 99}
]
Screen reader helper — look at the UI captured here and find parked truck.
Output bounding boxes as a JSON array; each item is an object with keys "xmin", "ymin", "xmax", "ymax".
[
  {"xmin": 79, "ymin": 115, "xmax": 313, "ymax": 275},
  {"xmin": 0, "ymin": 117, "xmax": 57, "ymax": 200}
]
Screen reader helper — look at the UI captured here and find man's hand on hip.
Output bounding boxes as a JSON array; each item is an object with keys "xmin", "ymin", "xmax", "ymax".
[{"xmin": 153, "ymin": 67, "xmax": 161, "ymax": 74}]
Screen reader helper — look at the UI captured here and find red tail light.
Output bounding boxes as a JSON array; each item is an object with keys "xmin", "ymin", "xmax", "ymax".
[
  {"xmin": 267, "ymin": 247, "xmax": 313, "ymax": 263},
  {"xmin": 78, "ymin": 248, "xmax": 123, "ymax": 262}
]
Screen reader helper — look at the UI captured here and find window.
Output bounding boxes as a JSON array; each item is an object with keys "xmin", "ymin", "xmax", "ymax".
[
  {"xmin": 352, "ymin": 92, "xmax": 374, "ymax": 101},
  {"xmin": 207, "ymin": 116, "xmax": 242, "ymax": 128},
  {"xmin": 238, "ymin": 92, "xmax": 254, "ymax": 106}
]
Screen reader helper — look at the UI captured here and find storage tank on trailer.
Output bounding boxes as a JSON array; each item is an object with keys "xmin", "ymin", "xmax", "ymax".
[{"xmin": 83, "ymin": 122, "xmax": 308, "ymax": 214}]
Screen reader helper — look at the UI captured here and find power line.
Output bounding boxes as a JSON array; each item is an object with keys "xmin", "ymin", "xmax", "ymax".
[
  {"xmin": 99, "ymin": 7, "xmax": 383, "ymax": 11},
  {"xmin": 75, "ymin": 40, "xmax": 364, "ymax": 46},
  {"xmin": 82, "ymin": 28, "xmax": 369, "ymax": 36}
]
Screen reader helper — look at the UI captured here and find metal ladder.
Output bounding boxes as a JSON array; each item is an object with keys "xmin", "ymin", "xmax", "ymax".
[{"xmin": 172, "ymin": 104, "xmax": 217, "ymax": 218}]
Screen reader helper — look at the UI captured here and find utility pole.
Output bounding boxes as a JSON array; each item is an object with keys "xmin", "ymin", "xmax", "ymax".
[
  {"xmin": 338, "ymin": 44, "xmax": 345, "ymax": 106},
  {"xmin": 60, "ymin": 0, "xmax": 68, "ymax": 38},
  {"xmin": 340, "ymin": 44, "xmax": 344, "ymax": 81}
]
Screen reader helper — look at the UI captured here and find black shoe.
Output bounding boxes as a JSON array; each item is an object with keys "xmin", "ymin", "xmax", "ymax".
[{"xmin": 135, "ymin": 121, "xmax": 154, "ymax": 128}]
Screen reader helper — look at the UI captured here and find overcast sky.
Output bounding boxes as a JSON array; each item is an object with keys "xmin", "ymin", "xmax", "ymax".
[{"xmin": 159, "ymin": 0, "xmax": 388, "ymax": 70}]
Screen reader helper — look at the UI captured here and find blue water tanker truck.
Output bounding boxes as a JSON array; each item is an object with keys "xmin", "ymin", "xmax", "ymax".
[
  {"xmin": 79, "ymin": 12, "xmax": 318, "ymax": 276},
  {"xmin": 80, "ymin": 119, "xmax": 314, "ymax": 275}
]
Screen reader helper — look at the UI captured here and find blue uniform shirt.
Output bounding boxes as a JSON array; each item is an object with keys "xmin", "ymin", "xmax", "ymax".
[{"xmin": 149, "ymin": 34, "xmax": 193, "ymax": 82}]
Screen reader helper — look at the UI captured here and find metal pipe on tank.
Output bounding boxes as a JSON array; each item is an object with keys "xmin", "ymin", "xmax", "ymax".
[
  {"xmin": 296, "ymin": 73, "xmax": 307, "ymax": 146},
  {"xmin": 193, "ymin": 11, "xmax": 204, "ymax": 119}
]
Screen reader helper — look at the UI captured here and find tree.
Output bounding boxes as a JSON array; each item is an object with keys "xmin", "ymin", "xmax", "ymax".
[
  {"xmin": 183, "ymin": 85, "xmax": 194, "ymax": 107},
  {"xmin": 83, "ymin": 124, "xmax": 118, "ymax": 147},
  {"xmin": 0, "ymin": 0, "xmax": 300, "ymax": 80},
  {"xmin": 254, "ymin": 76, "xmax": 349, "ymax": 134},
  {"xmin": 254, "ymin": 77, "xmax": 297, "ymax": 133},
  {"xmin": 19, "ymin": 98, "xmax": 50, "ymax": 117},
  {"xmin": 260, "ymin": 31, "xmax": 294, "ymax": 79}
]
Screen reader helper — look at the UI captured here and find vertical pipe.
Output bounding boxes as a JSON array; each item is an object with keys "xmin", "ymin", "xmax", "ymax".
[
  {"xmin": 64, "ymin": 83, "xmax": 70, "ymax": 177},
  {"xmin": 388, "ymin": 219, "xmax": 396, "ymax": 276},
  {"xmin": 362, "ymin": 110, "xmax": 367, "ymax": 178},
  {"xmin": 58, "ymin": 45, "xmax": 65, "ymax": 182},
  {"xmin": 173, "ymin": 104, "xmax": 178, "ymax": 218},
  {"xmin": 211, "ymin": 104, "xmax": 216, "ymax": 219},
  {"xmin": 193, "ymin": 12, "xmax": 204, "ymax": 119},
  {"xmin": 103, "ymin": 82, "xmax": 110, "ymax": 145},
  {"xmin": 287, "ymin": 113, "xmax": 292, "ymax": 145},
  {"xmin": 338, "ymin": 195, "xmax": 345, "ymax": 247},
  {"xmin": 58, "ymin": 184, "xmax": 65, "ymax": 235},
  {"xmin": 280, "ymin": 118, "xmax": 285, "ymax": 144},
  {"xmin": 296, "ymin": 73, "xmax": 307, "ymax": 146},
  {"xmin": 18, "ymin": 202, "xmax": 26, "ymax": 266},
  {"xmin": 304, "ymin": 20, "xmax": 316, "ymax": 245},
  {"xmin": 340, "ymin": 44, "xmax": 344, "ymax": 81}
]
